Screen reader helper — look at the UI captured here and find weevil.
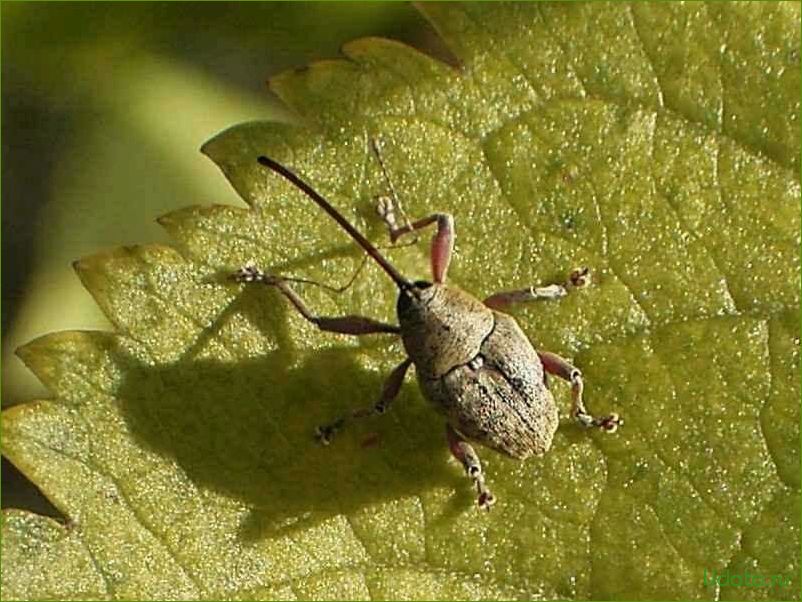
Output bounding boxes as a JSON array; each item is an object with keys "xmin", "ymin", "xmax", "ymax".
[{"xmin": 233, "ymin": 147, "xmax": 622, "ymax": 509}]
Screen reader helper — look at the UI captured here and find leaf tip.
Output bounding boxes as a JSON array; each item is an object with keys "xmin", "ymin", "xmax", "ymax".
[
  {"xmin": 14, "ymin": 331, "xmax": 59, "ymax": 365},
  {"xmin": 70, "ymin": 249, "xmax": 122, "ymax": 291},
  {"xmin": 71, "ymin": 258, "xmax": 88, "ymax": 276},
  {"xmin": 199, "ymin": 139, "xmax": 212, "ymax": 158},
  {"xmin": 71, "ymin": 253, "xmax": 108, "ymax": 281},
  {"xmin": 14, "ymin": 340, "xmax": 34, "ymax": 364}
]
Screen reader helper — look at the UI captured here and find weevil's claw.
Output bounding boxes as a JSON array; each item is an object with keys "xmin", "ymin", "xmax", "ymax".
[
  {"xmin": 232, "ymin": 265, "xmax": 284, "ymax": 286},
  {"xmin": 231, "ymin": 264, "xmax": 261, "ymax": 283},
  {"xmin": 576, "ymin": 410, "xmax": 622, "ymax": 433},
  {"xmin": 315, "ymin": 417, "xmax": 346, "ymax": 446},
  {"xmin": 314, "ymin": 425, "xmax": 334, "ymax": 446},
  {"xmin": 568, "ymin": 267, "xmax": 591, "ymax": 289},
  {"xmin": 598, "ymin": 413, "xmax": 622, "ymax": 433},
  {"xmin": 478, "ymin": 491, "xmax": 496, "ymax": 511}
]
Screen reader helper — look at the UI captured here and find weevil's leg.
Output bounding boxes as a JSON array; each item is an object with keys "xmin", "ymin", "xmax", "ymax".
[
  {"xmin": 278, "ymin": 254, "xmax": 369, "ymax": 294},
  {"xmin": 376, "ymin": 206, "xmax": 455, "ymax": 284},
  {"xmin": 375, "ymin": 195, "xmax": 418, "ymax": 244},
  {"xmin": 233, "ymin": 265, "xmax": 399, "ymax": 335},
  {"xmin": 537, "ymin": 351, "xmax": 622, "ymax": 433},
  {"xmin": 483, "ymin": 267, "xmax": 591, "ymax": 310},
  {"xmin": 446, "ymin": 424, "xmax": 495, "ymax": 510},
  {"xmin": 315, "ymin": 358, "xmax": 413, "ymax": 444}
]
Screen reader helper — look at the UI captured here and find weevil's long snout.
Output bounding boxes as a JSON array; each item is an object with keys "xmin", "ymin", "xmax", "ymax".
[{"xmin": 256, "ymin": 156, "xmax": 413, "ymax": 290}]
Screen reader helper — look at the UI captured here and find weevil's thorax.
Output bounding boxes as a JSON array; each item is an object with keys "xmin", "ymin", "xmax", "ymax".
[{"xmin": 397, "ymin": 282, "xmax": 494, "ymax": 379}]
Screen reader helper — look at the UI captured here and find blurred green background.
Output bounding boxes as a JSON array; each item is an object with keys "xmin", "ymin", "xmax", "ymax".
[{"xmin": 2, "ymin": 2, "xmax": 447, "ymax": 516}]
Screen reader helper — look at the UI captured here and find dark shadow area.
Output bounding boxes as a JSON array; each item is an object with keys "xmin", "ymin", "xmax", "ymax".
[
  {"xmin": 1, "ymin": 458, "xmax": 64, "ymax": 520},
  {"xmin": 114, "ymin": 283, "xmax": 458, "ymax": 542}
]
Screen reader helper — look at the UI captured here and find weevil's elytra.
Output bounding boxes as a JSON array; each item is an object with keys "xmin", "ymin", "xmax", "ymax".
[
  {"xmin": 234, "ymin": 149, "xmax": 622, "ymax": 510},
  {"xmin": 418, "ymin": 310, "xmax": 559, "ymax": 460}
]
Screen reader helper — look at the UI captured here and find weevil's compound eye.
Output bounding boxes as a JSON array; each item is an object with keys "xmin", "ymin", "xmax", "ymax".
[{"xmin": 398, "ymin": 280, "xmax": 434, "ymax": 315}]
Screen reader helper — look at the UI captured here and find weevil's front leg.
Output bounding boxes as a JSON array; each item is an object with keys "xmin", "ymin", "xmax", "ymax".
[
  {"xmin": 377, "ymin": 201, "xmax": 454, "ymax": 284},
  {"xmin": 538, "ymin": 351, "xmax": 622, "ymax": 433},
  {"xmin": 233, "ymin": 265, "xmax": 399, "ymax": 335},
  {"xmin": 315, "ymin": 358, "xmax": 413, "ymax": 444},
  {"xmin": 483, "ymin": 267, "xmax": 591, "ymax": 310},
  {"xmin": 446, "ymin": 424, "xmax": 495, "ymax": 510}
]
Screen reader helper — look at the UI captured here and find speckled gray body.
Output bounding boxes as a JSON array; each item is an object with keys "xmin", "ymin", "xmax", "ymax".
[{"xmin": 397, "ymin": 283, "xmax": 559, "ymax": 459}]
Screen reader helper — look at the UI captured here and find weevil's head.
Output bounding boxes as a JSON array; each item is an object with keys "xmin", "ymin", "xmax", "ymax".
[{"xmin": 396, "ymin": 280, "xmax": 437, "ymax": 324}]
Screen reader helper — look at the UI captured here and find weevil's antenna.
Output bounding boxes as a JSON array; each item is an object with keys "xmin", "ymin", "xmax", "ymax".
[{"xmin": 257, "ymin": 156, "xmax": 413, "ymax": 290}]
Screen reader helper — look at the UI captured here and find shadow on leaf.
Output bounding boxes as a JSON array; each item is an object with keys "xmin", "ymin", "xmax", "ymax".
[{"xmin": 114, "ymin": 283, "xmax": 458, "ymax": 543}]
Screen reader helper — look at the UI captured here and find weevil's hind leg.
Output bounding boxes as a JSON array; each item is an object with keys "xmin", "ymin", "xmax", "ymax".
[
  {"xmin": 538, "ymin": 351, "xmax": 622, "ymax": 433},
  {"xmin": 376, "ymin": 202, "xmax": 454, "ymax": 284},
  {"xmin": 483, "ymin": 267, "xmax": 591, "ymax": 310},
  {"xmin": 446, "ymin": 424, "xmax": 495, "ymax": 510},
  {"xmin": 232, "ymin": 265, "xmax": 400, "ymax": 335},
  {"xmin": 315, "ymin": 358, "xmax": 413, "ymax": 444}
]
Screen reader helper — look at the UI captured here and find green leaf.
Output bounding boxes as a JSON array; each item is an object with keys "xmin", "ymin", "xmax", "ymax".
[{"xmin": 3, "ymin": 3, "xmax": 799, "ymax": 600}]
